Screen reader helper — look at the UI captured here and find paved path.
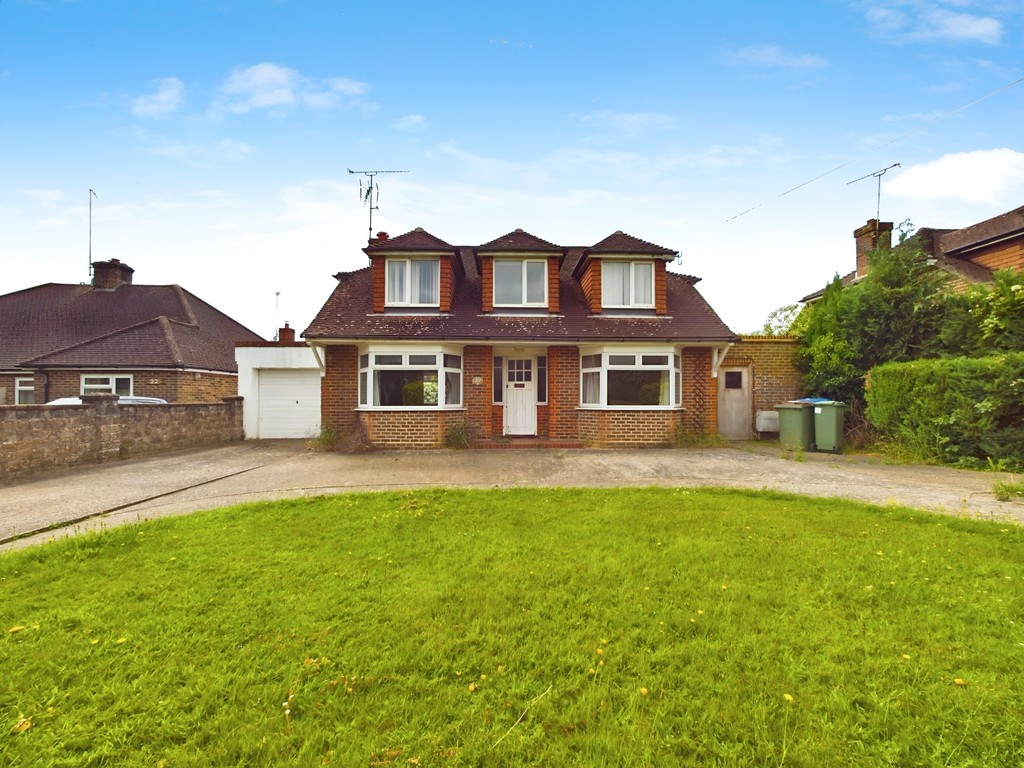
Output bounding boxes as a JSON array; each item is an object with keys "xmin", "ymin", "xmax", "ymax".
[{"xmin": 2, "ymin": 441, "xmax": 1021, "ymax": 551}]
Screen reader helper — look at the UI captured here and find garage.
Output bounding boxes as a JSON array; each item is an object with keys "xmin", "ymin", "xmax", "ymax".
[
  {"xmin": 256, "ymin": 369, "xmax": 321, "ymax": 439},
  {"xmin": 235, "ymin": 340, "xmax": 322, "ymax": 440}
]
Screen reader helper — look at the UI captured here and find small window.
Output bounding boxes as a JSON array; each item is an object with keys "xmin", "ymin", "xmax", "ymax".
[
  {"xmin": 493, "ymin": 356, "xmax": 504, "ymax": 403},
  {"xmin": 82, "ymin": 375, "xmax": 132, "ymax": 396},
  {"xmin": 602, "ymin": 261, "xmax": 654, "ymax": 308},
  {"xmin": 386, "ymin": 259, "xmax": 440, "ymax": 306},
  {"xmin": 493, "ymin": 259, "xmax": 547, "ymax": 307},
  {"xmin": 725, "ymin": 371, "xmax": 743, "ymax": 389},
  {"xmin": 536, "ymin": 356, "xmax": 547, "ymax": 403},
  {"xmin": 15, "ymin": 377, "xmax": 35, "ymax": 405}
]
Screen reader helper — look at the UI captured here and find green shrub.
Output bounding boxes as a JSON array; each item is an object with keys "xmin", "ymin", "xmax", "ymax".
[{"xmin": 866, "ymin": 353, "xmax": 1024, "ymax": 469}]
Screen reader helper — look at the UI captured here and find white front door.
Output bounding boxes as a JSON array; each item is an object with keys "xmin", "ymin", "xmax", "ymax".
[
  {"xmin": 717, "ymin": 366, "xmax": 752, "ymax": 440},
  {"xmin": 504, "ymin": 358, "xmax": 537, "ymax": 436}
]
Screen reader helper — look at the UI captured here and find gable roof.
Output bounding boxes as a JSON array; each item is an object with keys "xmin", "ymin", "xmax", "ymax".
[
  {"xmin": 587, "ymin": 231, "xmax": 677, "ymax": 257},
  {"xmin": 305, "ymin": 240, "xmax": 736, "ymax": 344},
  {"xmin": 477, "ymin": 229, "xmax": 565, "ymax": 254},
  {"xmin": 364, "ymin": 227, "xmax": 455, "ymax": 253},
  {"xmin": 939, "ymin": 204, "xmax": 1024, "ymax": 257},
  {"xmin": 0, "ymin": 281, "xmax": 262, "ymax": 373}
]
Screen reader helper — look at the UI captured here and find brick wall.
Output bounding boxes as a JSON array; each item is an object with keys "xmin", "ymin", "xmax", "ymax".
[
  {"xmin": 547, "ymin": 257, "xmax": 560, "ymax": 313},
  {"xmin": 547, "ymin": 346, "xmax": 579, "ymax": 440},
  {"xmin": 578, "ymin": 409, "xmax": 681, "ymax": 447},
  {"xmin": 654, "ymin": 261, "xmax": 668, "ymax": 315},
  {"xmin": 579, "ymin": 259, "xmax": 600, "ymax": 313},
  {"xmin": 371, "ymin": 257, "xmax": 386, "ymax": 312},
  {"xmin": 680, "ymin": 348, "xmax": 716, "ymax": 434},
  {"xmin": 721, "ymin": 336, "xmax": 802, "ymax": 417},
  {"xmin": 967, "ymin": 241, "xmax": 1024, "ymax": 272},
  {"xmin": 463, "ymin": 345, "xmax": 493, "ymax": 439},
  {"xmin": 481, "ymin": 257, "xmax": 494, "ymax": 312},
  {"xmin": 0, "ymin": 395, "xmax": 243, "ymax": 481},
  {"xmin": 321, "ymin": 345, "xmax": 359, "ymax": 439},
  {"xmin": 358, "ymin": 410, "xmax": 449, "ymax": 448}
]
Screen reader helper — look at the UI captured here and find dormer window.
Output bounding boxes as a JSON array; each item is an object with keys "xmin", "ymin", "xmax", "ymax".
[
  {"xmin": 494, "ymin": 259, "xmax": 547, "ymax": 307},
  {"xmin": 602, "ymin": 261, "xmax": 654, "ymax": 308},
  {"xmin": 386, "ymin": 258, "xmax": 440, "ymax": 306}
]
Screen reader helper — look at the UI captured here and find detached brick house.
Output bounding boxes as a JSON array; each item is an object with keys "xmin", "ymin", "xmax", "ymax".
[
  {"xmin": 304, "ymin": 228, "xmax": 738, "ymax": 448},
  {"xmin": 803, "ymin": 203, "xmax": 1024, "ymax": 302},
  {"xmin": 0, "ymin": 259, "xmax": 263, "ymax": 405}
]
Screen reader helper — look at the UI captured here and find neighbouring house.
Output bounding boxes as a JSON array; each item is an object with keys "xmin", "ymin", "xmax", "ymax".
[
  {"xmin": 235, "ymin": 324, "xmax": 322, "ymax": 439},
  {"xmin": 0, "ymin": 259, "xmax": 264, "ymax": 405},
  {"xmin": 303, "ymin": 228, "xmax": 739, "ymax": 449},
  {"xmin": 802, "ymin": 203, "xmax": 1024, "ymax": 302}
]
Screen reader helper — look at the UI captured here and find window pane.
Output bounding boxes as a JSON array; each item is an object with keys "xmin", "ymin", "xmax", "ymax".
[
  {"xmin": 602, "ymin": 262, "xmax": 629, "ymax": 306},
  {"xmin": 114, "ymin": 377, "xmax": 131, "ymax": 396},
  {"xmin": 409, "ymin": 354, "xmax": 436, "ymax": 365},
  {"xmin": 445, "ymin": 371, "xmax": 461, "ymax": 405},
  {"xmin": 387, "ymin": 260, "xmax": 406, "ymax": 303},
  {"xmin": 375, "ymin": 354, "xmax": 402, "ymax": 366},
  {"xmin": 641, "ymin": 355, "xmax": 668, "ymax": 366},
  {"xmin": 526, "ymin": 261, "xmax": 546, "ymax": 303},
  {"xmin": 443, "ymin": 354, "xmax": 461, "ymax": 368},
  {"xmin": 608, "ymin": 370, "xmax": 668, "ymax": 406},
  {"xmin": 725, "ymin": 371, "xmax": 743, "ymax": 389},
  {"xmin": 608, "ymin": 354, "xmax": 634, "ymax": 366},
  {"xmin": 83, "ymin": 377, "xmax": 107, "ymax": 388},
  {"xmin": 675, "ymin": 370, "xmax": 682, "ymax": 405},
  {"xmin": 359, "ymin": 371, "xmax": 367, "ymax": 405},
  {"xmin": 359, "ymin": 354, "xmax": 369, "ymax": 368},
  {"xmin": 582, "ymin": 371, "xmax": 601, "ymax": 405},
  {"xmin": 411, "ymin": 260, "xmax": 439, "ymax": 304},
  {"xmin": 494, "ymin": 261, "xmax": 522, "ymax": 304},
  {"xmin": 491, "ymin": 357, "xmax": 502, "ymax": 403},
  {"xmin": 581, "ymin": 354, "xmax": 601, "ymax": 369},
  {"xmin": 374, "ymin": 370, "xmax": 438, "ymax": 406},
  {"xmin": 634, "ymin": 262, "xmax": 653, "ymax": 305},
  {"xmin": 537, "ymin": 356, "xmax": 547, "ymax": 402}
]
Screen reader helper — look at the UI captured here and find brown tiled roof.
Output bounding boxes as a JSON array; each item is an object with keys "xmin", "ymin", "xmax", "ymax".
[
  {"xmin": 365, "ymin": 227, "xmax": 454, "ymax": 252},
  {"xmin": 0, "ymin": 282, "xmax": 262, "ymax": 372},
  {"xmin": 477, "ymin": 229, "xmax": 564, "ymax": 253},
  {"xmin": 588, "ymin": 231, "xmax": 677, "ymax": 257},
  {"xmin": 940, "ymin": 204, "xmax": 1024, "ymax": 256},
  {"xmin": 305, "ymin": 246, "xmax": 736, "ymax": 343}
]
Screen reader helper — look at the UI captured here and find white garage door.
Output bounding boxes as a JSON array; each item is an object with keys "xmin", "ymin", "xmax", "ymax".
[{"xmin": 257, "ymin": 369, "xmax": 321, "ymax": 439}]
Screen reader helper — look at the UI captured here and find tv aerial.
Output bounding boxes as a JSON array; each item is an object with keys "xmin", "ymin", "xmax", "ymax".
[
  {"xmin": 847, "ymin": 163, "xmax": 900, "ymax": 221},
  {"xmin": 347, "ymin": 168, "xmax": 409, "ymax": 241}
]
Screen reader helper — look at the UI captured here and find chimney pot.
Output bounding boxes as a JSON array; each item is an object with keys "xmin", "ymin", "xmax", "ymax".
[
  {"xmin": 277, "ymin": 323, "xmax": 296, "ymax": 344},
  {"xmin": 91, "ymin": 259, "xmax": 135, "ymax": 290}
]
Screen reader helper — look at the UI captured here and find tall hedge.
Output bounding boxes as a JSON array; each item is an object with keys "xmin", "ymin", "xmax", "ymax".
[{"xmin": 865, "ymin": 353, "xmax": 1024, "ymax": 469}]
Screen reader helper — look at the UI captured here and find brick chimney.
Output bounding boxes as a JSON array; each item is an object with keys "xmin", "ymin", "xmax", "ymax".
[
  {"xmin": 853, "ymin": 219, "xmax": 893, "ymax": 278},
  {"xmin": 277, "ymin": 323, "xmax": 295, "ymax": 344},
  {"xmin": 92, "ymin": 259, "xmax": 135, "ymax": 290}
]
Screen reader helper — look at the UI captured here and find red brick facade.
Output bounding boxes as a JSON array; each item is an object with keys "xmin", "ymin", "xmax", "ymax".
[
  {"xmin": 721, "ymin": 336, "xmax": 802, "ymax": 419},
  {"xmin": 319, "ymin": 343, "xmax": 722, "ymax": 449}
]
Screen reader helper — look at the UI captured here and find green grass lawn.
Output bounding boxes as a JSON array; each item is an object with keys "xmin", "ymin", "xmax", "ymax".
[{"xmin": 2, "ymin": 488, "xmax": 1023, "ymax": 767}]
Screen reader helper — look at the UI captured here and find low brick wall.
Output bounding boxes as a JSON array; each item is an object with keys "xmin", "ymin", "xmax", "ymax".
[
  {"xmin": 578, "ymin": 409, "xmax": 681, "ymax": 447},
  {"xmin": 358, "ymin": 410, "xmax": 451, "ymax": 448},
  {"xmin": 0, "ymin": 394, "xmax": 244, "ymax": 482}
]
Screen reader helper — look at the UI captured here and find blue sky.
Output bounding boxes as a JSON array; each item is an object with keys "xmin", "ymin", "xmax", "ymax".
[{"xmin": 2, "ymin": 0, "xmax": 1022, "ymax": 337}]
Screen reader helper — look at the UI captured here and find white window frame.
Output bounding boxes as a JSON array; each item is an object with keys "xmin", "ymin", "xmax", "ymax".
[
  {"xmin": 15, "ymin": 377, "xmax": 35, "ymax": 405},
  {"xmin": 358, "ymin": 345, "xmax": 463, "ymax": 409},
  {"xmin": 81, "ymin": 374, "xmax": 133, "ymax": 396},
  {"xmin": 601, "ymin": 260, "xmax": 655, "ymax": 309},
  {"xmin": 385, "ymin": 258, "xmax": 441, "ymax": 307},
  {"xmin": 493, "ymin": 259, "xmax": 548, "ymax": 308},
  {"xmin": 579, "ymin": 346, "xmax": 681, "ymax": 409}
]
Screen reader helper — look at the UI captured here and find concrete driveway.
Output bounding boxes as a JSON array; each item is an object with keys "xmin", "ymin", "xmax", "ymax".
[{"xmin": 2, "ymin": 440, "xmax": 1021, "ymax": 551}]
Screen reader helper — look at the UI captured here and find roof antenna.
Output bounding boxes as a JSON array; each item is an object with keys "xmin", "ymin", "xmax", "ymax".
[
  {"xmin": 347, "ymin": 168, "xmax": 409, "ymax": 242},
  {"xmin": 88, "ymin": 188, "xmax": 98, "ymax": 278},
  {"xmin": 847, "ymin": 163, "xmax": 900, "ymax": 221}
]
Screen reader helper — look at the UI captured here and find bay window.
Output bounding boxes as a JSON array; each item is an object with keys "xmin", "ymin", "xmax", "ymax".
[
  {"xmin": 602, "ymin": 261, "xmax": 654, "ymax": 308},
  {"xmin": 580, "ymin": 348, "xmax": 681, "ymax": 408},
  {"xmin": 386, "ymin": 259, "xmax": 440, "ymax": 306},
  {"xmin": 358, "ymin": 348, "xmax": 462, "ymax": 408}
]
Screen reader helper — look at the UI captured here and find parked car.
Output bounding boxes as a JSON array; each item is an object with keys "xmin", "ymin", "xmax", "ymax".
[{"xmin": 46, "ymin": 395, "xmax": 168, "ymax": 405}]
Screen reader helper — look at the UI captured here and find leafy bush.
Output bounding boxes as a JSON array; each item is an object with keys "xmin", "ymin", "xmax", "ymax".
[{"xmin": 866, "ymin": 354, "xmax": 1024, "ymax": 469}]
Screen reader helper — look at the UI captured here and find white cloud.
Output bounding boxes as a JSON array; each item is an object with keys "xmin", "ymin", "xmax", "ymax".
[
  {"xmin": 886, "ymin": 148, "xmax": 1024, "ymax": 203},
  {"xmin": 23, "ymin": 189, "xmax": 64, "ymax": 207},
  {"xmin": 219, "ymin": 63, "xmax": 298, "ymax": 113},
  {"xmin": 131, "ymin": 77, "xmax": 184, "ymax": 119},
  {"xmin": 862, "ymin": 2, "xmax": 1003, "ymax": 45},
  {"xmin": 393, "ymin": 114, "xmax": 428, "ymax": 131},
  {"xmin": 578, "ymin": 111, "xmax": 676, "ymax": 137},
  {"xmin": 725, "ymin": 43, "xmax": 828, "ymax": 70},
  {"xmin": 217, "ymin": 63, "xmax": 370, "ymax": 114}
]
